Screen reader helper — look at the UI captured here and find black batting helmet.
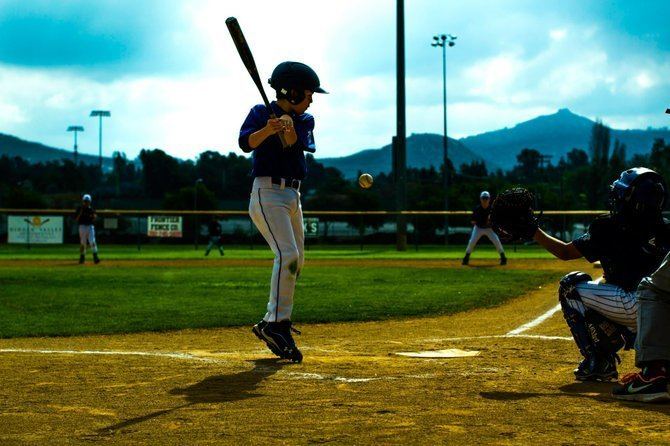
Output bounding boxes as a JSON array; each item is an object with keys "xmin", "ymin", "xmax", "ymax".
[
  {"xmin": 268, "ymin": 61, "xmax": 327, "ymax": 104},
  {"xmin": 609, "ymin": 167, "xmax": 667, "ymax": 221}
]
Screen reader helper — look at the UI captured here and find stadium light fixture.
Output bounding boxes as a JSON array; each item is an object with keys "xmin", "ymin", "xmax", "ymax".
[
  {"xmin": 89, "ymin": 110, "xmax": 111, "ymax": 170},
  {"xmin": 431, "ymin": 33, "xmax": 457, "ymax": 244},
  {"xmin": 66, "ymin": 125, "xmax": 84, "ymax": 164}
]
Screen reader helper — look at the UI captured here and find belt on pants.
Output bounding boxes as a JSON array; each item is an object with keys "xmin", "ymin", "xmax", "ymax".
[{"xmin": 271, "ymin": 177, "xmax": 301, "ymax": 190}]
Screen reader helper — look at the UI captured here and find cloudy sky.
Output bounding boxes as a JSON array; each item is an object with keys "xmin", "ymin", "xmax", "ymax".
[{"xmin": 0, "ymin": 0, "xmax": 668, "ymax": 160}]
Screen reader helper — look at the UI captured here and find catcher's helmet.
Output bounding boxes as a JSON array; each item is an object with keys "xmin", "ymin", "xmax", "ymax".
[
  {"xmin": 269, "ymin": 61, "xmax": 327, "ymax": 104},
  {"xmin": 609, "ymin": 167, "xmax": 666, "ymax": 220}
]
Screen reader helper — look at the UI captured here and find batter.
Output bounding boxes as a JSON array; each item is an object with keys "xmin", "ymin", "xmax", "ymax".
[{"xmin": 238, "ymin": 61, "xmax": 327, "ymax": 363}]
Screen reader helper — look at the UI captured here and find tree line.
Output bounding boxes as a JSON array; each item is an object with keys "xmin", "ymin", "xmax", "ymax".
[{"xmin": 1, "ymin": 121, "xmax": 669, "ymax": 215}]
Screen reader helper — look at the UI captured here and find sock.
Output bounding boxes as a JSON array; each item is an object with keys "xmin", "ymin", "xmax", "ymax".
[{"xmin": 641, "ymin": 361, "xmax": 667, "ymax": 379}]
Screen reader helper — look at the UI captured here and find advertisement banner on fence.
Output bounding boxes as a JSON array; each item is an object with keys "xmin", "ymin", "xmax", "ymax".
[
  {"xmin": 303, "ymin": 218, "xmax": 319, "ymax": 238},
  {"xmin": 8, "ymin": 216, "xmax": 64, "ymax": 244},
  {"xmin": 147, "ymin": 216, "xmax": 182, "ymax": 238}
]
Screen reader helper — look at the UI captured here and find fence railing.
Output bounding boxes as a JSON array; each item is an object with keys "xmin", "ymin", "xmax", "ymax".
[{"xmin": 0, "ymin": 208, "xmax": 612, "ymax": 250}]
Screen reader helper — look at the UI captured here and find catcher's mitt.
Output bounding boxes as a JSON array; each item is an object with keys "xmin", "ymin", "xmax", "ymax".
[{"xmin": 490, "ymin": 188, "xmax": 539, "ymax": 242}]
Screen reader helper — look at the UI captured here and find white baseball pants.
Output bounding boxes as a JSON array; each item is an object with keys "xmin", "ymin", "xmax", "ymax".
[
  {"xmin": 249, "ymin": 177, "xmax": 305, "ymax": 322},
  {"xmin": 565, "ymin": 281, "xmax": 638, "ymax": 331},
  {"xmin": 465, "ymin": 226, "xmax": 504, "ymax": 254},
  {"xmin": 78, "ymin": 224, "xmax": 98, "ymax": 253}
]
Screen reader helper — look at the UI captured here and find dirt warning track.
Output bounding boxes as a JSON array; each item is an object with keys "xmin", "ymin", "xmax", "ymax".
[{"xmin": 0, "ymin": 261, "xmax": 669, "ymax": 444}]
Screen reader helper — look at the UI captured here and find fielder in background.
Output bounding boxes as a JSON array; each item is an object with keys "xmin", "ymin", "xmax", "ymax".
[
  {"xmin": 74, "ymin": 194, "xmax": 100, "ymax": 264},
  {"xmin": 492, "ymin": 168, "xmax": 669, "ymax": 382},
  {"xmin": 462, "ymin": 191, "xmax": 507, "ymax": 266},
  {"xmin": 238, "ymin": 61, "xmax": 327, "ymax": 363},
  {"xmin": 204, "ymin": 216, "xmax": 225, "ymax": 256}
]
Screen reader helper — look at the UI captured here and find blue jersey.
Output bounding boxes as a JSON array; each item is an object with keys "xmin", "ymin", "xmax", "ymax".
[{"xmin": 238, "ymin": 102, "xmax": 315, "ymax": 180}]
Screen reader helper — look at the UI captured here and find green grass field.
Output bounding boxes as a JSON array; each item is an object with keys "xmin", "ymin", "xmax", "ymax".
[
  {"xmin": 0, "ymin": 244, "xmax": 560, "ymax": 338},
  {"xmin": 0, "ymin": 243, "xmax": 555, "ymax": 260}
]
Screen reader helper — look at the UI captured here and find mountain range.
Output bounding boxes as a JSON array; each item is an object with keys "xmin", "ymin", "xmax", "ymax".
[
  {"xmin": 2, "ymin": 109, "xmax": 669, "ymax": 176},
  {"xmin": 319, "ymin": 109, "xmax": 670, "ymax": 176},
  {"xmin": 0, "ymin": 133, "xmax": 114, "ymax": 169},
  {"xmin": 318, "ymin": 133, "xmax": 487, "ymax": 179},
  {"xmin": 460, "ymin": 108, "xmax": 670, "ymax": 170}
]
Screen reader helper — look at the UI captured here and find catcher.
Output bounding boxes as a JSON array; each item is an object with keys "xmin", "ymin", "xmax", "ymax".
[{"xmin": 491, "ymin": 168, "xmax": 670, "ymax": 382}]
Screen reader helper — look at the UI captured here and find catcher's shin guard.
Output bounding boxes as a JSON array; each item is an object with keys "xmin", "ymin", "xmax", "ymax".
[
  {"xmin": 561, "ymin": 300, "xmax": 597, "ymax": 360},
  {"xmin": 584, "ymin": 309, "xmax": 635, "ymax": 355},
  {"xmin": 559, "ymin": 272, "xmax": 595, "ymax": 357}
]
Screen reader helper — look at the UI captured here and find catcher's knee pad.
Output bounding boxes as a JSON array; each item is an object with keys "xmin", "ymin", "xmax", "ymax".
[
  {"xmin": 584, "ymin": 309, "xmax": 636, "ymax": 354},
  {"xmin": 558, "ymin": 272, "xmax": 596, "ymax": 358},
  {"xmin": 558, "ymin": 271, "xmax": 593, "ymax": 303}
]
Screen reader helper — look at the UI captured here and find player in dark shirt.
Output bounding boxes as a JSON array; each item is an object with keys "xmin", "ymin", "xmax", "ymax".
[
  {"xmin": 75, "ymin": 194, "xmax": 100, "ymax": 264},
  {"xmin": 462, "ymin": 191, "xmax": 507, "ymax": 265},
  {"xmin": 241, "ymin": 61, "xmax": 327, "ymax": 363},
  {"xmin": 533, "ymin": 168, "xmax": 669, "ymax": 382},
  {"xmin": 204, "ymin": 217, "xmax": 224, "ymax": 256}
]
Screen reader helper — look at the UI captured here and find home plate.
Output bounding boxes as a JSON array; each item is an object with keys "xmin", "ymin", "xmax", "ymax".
[{"xmin": 396, "ymin": 349, "xmax": 480, "ymax": 358}]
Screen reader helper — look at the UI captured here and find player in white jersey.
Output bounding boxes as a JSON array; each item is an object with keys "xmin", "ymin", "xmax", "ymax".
[
  {"xmin": 462, "ymin": 191, "xmax": 506, "ymax": 266},
  {"xmin": 74, "ymin": 194, "xmax": 100, "ymax": 264}
]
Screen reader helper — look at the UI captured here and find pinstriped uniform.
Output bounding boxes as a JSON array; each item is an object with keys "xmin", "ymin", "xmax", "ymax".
[
  {"xmin": 564, "ymin": 214, "xmax": 670, "ymax": 334},
  {"xmin": 565, "ymin": 281, "xmax": 638, "ymax": 331}
]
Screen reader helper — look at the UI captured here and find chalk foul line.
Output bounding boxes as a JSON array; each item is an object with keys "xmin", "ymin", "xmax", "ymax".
[
  {"xmin": 0, "ymin": 303, "xmax": 570, "ymax": 367},
  {"xmin": 506, "ymin": 303, "xmax": 562, "ymax": 336},
  {"xmin": 0, "ymin": 348, "xmax": 226, "ymax": 363},
  {"xmin": 422, "ymin": 334, "xmax": 571, "ymax": 343}
]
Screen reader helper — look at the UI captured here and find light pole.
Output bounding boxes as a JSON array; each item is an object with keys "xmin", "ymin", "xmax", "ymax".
[
  {"xmin": 89, "ymin": 110, "xmax": 111, "ymax": 170},
  {"xmin": 431, "ymin": 33, "xmax": 456, "ymax": 244},
  {"xmin": 194, "ymin": 178, "xmax": 203, "ymax": 250},
  {"xmin": 66, "ymin": 125, "xmax": 84, "ymax": 164},
  {"xmin": 395, "ymin": 0, "xmax": 407, "ymax": 251}
]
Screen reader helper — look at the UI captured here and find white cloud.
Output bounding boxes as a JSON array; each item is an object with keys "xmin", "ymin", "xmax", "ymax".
[
  {"xmin": 634, "ymin": 72, "xmax": 654, "ymax": 89},
  {"xmin": 0, "ymin": 0, "xmax": 669, "ymax": 161},
  {"xmin": 550, "ymin": 29, "xmax": 567, "ymax": 41},
  {"xmin": 464, "ymin": 54, "xmax": 524, "ymax": 100}
]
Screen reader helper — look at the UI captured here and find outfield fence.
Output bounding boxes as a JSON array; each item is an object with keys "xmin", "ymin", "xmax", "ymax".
[{"xmin": 0, "ymin": 208, "xmax": 613, "ymax": 250}]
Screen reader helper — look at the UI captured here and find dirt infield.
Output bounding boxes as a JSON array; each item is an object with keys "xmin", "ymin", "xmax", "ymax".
[{"xmin": 1, "ymin": 259, "xmax": 669, "ymax": 444}]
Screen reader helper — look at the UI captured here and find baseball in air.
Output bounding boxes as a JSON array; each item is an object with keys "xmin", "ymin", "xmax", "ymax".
[{"xmin": 358, "ymin": 173, "xmax": 374, "ymax": 189}]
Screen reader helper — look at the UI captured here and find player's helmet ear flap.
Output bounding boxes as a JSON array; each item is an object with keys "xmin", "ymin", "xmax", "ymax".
[
  {"xmin": 269, "ymin": 61, "xmax": 327, "ymax": 104},
  {"xmin": 277, "ymin": 87, "xmax": 305, "ymax": 105},
  {"xmin": 609, "ymin": 167, "xmax": 667, "ymax": 220}
]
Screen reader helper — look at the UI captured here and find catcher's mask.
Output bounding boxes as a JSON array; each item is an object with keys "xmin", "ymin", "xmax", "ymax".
[
  {"xmin": 609, "ymin": 167, "xmax": 666, "ymax": 221},
  {"xmin": 269, "ymin": 61, "xmax": 328, "ymax": 105}
]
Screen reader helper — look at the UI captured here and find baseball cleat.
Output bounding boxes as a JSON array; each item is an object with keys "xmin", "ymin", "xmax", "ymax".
[
  {"xmin": 252, "ymin": 320, "xmax": 282, "ymax": 357},
  {"xmin": 574, "ymin": 355, "xmax": 618, "ymax": 382},
  {"xmin": 79, "ymin": 254, "xmax": 85, "ymax": 264},
  {"xmin": 500, "ymin": 253, "xmax": 507, "ymax": 265},
  {"xmin": 612, "ymin": 372, "xmax": 670, "ymax": 403},
  {"xmin": 462, "ymin": 254, "xmax": 470, "ymax": 265},
  {"xmin": 93, "ymin": 253, "xmax": 100, "ymax": 264},
  {"xmin": 255, "ymin": 320, "xmax": 303, "ymax": 363}
]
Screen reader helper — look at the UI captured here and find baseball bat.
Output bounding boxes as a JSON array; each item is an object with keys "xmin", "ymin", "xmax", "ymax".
[{"xmin": 226, "ymin": 17, "xmax": 315, "ymax": 154}]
